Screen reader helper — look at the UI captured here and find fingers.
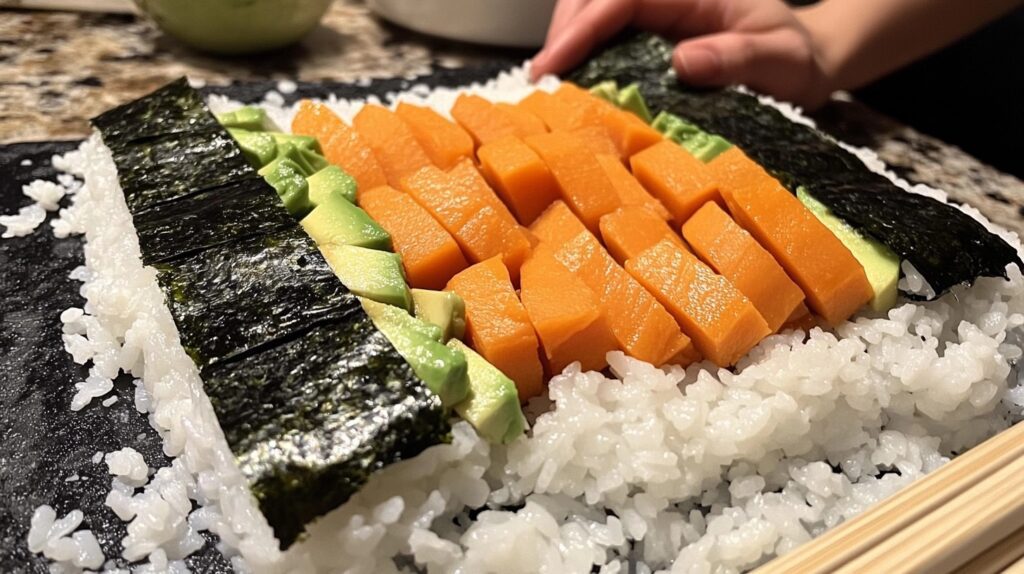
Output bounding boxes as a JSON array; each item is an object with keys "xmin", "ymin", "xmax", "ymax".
[
  {"xmin": 532, "ymin": 0, "xmax": 637, "ymax": 80},
  {"xmin": 546, "ymin": 0, "xmax": 591, "ymax": 44},
  {"xmin": 672, "ymin": 29, "xmax": 824, "ymax": 105},
  {"xmin": 630, "ymin": 0, "xmax": 728, "ymax": 38},
  {"xmin": 531, "ymin": 0, "xmax": 737, "ymax": 80}
]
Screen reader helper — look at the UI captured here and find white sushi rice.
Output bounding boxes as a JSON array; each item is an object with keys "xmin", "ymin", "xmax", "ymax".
[
  {"xmin": 10, "ymin": 63, "xmax": 1024, "ymax": 573},
  {"xmin": 0, "ymin": 173, "xmax": 78, "ymax": 237},
  {"xmin": 26, "ymin": 506, "xmax": 105, "ymax": 570}
]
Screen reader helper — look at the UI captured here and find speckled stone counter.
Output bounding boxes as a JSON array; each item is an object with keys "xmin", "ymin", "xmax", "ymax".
[{"xmin": 2, "ymin": 0, "xmax": 1021, "ymax": 234}]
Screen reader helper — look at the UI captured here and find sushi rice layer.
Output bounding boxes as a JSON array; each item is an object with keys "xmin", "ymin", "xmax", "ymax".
[{"xmin": 18, "ymin": 64, "xmax": 1024, "ymax": 573}]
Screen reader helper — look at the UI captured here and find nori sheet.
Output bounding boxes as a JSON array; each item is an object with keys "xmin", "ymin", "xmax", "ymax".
[
  {"xmin": 154, "ymin": 228, "xmax": 356, "ymax": 368},
  {"xmin": 134, "ymin": 177, "xmax": 295, "ymax": 265},
  {"xmin": 569, "ymin": 33, "xmax": 1022, "ymax": 298},
  {"xmin": 203, "ymin": 319, "xmax": 447, "ymax": 545},
  {"xmin": 91, "ymin": 78, "xmax": 221, "ymax": 147},
  {"xmin": 93, "ymin": 78, "xmax": 258, "ymax": 212},
  {"xmin": 106, "ymin": 127, "xmax": 258, "ymax": 212},
  {"xmin": 92, "ymin": 78, "xmax": 449, "ymax": 548}
]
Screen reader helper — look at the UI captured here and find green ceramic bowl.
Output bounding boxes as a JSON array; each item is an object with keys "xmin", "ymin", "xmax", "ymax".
[{"xmin": 135, "ymin": 0, "xmax": 333, "ymax": 55}]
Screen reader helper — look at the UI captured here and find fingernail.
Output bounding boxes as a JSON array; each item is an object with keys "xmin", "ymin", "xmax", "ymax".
[{"xmin": 678, "ymin": 47, "xmax": 721, "ymax": 82}]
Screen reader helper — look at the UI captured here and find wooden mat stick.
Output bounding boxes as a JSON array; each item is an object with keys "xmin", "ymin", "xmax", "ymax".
[
  {"xmin": 952, "ymin": 524, "xmax": 1024, "ymax": 574},
  {"xmin": 837, "ymin": 452, "xmax": 1024, "ymax": 573},
  {"xmin": 755, "ymin": 421, "xmax": 1024, "ymax": 574}
]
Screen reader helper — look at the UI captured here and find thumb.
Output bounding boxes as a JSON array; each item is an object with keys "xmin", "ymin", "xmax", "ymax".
[{"xmin": 672, "ymin": 29, "xmax": 825, "ymax": 106}]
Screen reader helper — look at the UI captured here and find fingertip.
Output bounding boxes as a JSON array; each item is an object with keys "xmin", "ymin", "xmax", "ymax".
[
  {"xmin": 529, "ymin": 32, "xmax": 577, "ymax": 81},
  {"xmin": 530, "ymin": 50, "xmax": 551, "ymax": 82},
  {"xmin": 673, "ymin": 44, "xmax": 723, "ymax": 84}
]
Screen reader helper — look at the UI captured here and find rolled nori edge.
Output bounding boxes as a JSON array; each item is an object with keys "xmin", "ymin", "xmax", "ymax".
[
  {"xmin": 92, "ymin": 78, "xmax": 450, "ymax": 548},
  {"xmin": 569, "ymin": 33, "xmax": 1022, "ymax": 299}
]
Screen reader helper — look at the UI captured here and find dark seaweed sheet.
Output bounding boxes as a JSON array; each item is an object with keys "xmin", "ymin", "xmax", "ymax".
[
  {"xmin": 91, "ymin": 78, "xmax": 221, "ymax": 147},
  {"xmin": 203, "ymin": 320, "xmax": 447, "ymax": 544},
  {"xmin": 92, "ymin": 78, "xmax": 449, "ymax": 548},
  {"xmin": 94, "ymin": 79, "xmax": 258, "ymax": 212},
  {"xmin": 134, "ymin": 177, "xmax": 296, "ymax": 265},
  {"xmin": 570, "ymin": 33, "xmax": 1022, "ymax": 298},
  {"xmin": 108, "ymin": 128, "xmax": 258, "ymax": 213},
  {"xmin": 155, "ymin": 228, "xmax": 355, "ymax": 368}
]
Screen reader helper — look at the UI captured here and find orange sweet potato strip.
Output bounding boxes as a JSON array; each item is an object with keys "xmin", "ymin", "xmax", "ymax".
[
  {"xmin": 495, "ymin": 102, "xmax": 548, "ymax": 137},
  {"xmin": 291, "ymin": 100, "xmax": 387, "ymax": 193},
  {"xmin": 446, "ymin": 257, "xmax": 545, "ymax": 400},
  {"xmin": 599, "ymin": 205, "xmax": 687, "ymax": 265},
  {"xmin": 352, "ymin": 104, "xmax": 433, "ymax": 188},
  {"xmin": 553, "ymin": 83, "xmax": 617, "ymax": 126},
  {"xmin": 525, "ymin": 131, "xmax": 622, "ymax": 233},
  {"xmin": 395, "ymin": 102, "xmax": 475, "ymax": 170},
  {"xmin": 708, "ymin": 146, "xmax": 873, "ymax": 325},
  {"xmin": 682, "ymin": 201, "xmax": 805, "ymax": 332},
  {"xmin": 626, "ymin": 239, "xmax": 772, "ymax": 367},
  {"xmin": 400, "ymin": 161, "xmax": 532, "ymax": 282},
  {"xmin": 600, "ymin": 108, "xmax": 664, "ymax": 158},
  {"xmin": 291, "ymin": 99, "xmax": 336, "ymax": 141},
  {"xmin": 477, "ymin": 135, "xmax": 561, "ymax": 225},
  {"xmin": 571, "ymin": 126, "xmax": 623, "ymax": 161},
  {"xmin": 595, "ymin": 154, "xmax": 672, "ymax": 221},
  {"xmin": 630, "ymin": 140, "xmax": 722, "ymax": 223},
  {"xmin": 520, "ymin": 250, "xmax": 618, "ymax": 375},
  {"xmin": 530, "ymin": 201, "xmax": 697, "ymax": 366},
  {"xmin": 451, "ymin": 93, "xmax": 520, "ymax": 148},
  {"xmin": 518, "ymin": 90, "xmax": 588, "ymax": 131},
  {"xmin": 782, "ymin": 302, "xmax": 817, "ymax": 332},
  {"xmin": 359, "ymin": 185, "xmax": 468, "ymax": 290}
]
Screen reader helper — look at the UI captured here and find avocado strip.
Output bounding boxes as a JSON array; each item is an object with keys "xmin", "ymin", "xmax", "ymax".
[
  {"xmin": 361, "ymin": 298, "xmax": 470, "ymax": 408},
  {"xmin": 449, "ymin": 339, "xmax": 528, "ymax": 445},
  {"xmin": 570, "ymin": 33, "xmax": 1021, "ymax": 298},
  {"xmin": 93, "ymin": 78, "xmax": 449, "ymax": 548}
]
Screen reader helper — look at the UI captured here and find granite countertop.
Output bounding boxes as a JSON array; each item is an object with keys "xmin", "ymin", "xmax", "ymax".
[{"xmin": 1, "ymin": 0, "xmax": 1021, "ymax": 234}]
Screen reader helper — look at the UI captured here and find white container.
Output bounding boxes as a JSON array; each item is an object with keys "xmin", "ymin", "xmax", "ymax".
[{"xmin": 368, "ymin": 0, "xmax": 556, "ymax": 48}]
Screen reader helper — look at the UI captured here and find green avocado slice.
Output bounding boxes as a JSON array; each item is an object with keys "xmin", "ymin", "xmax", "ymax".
[
  {"xmin": 275, "ymin": 142, "xmax": 328, "ymax": 176},
  {"xmin": 449, "ymin": 339, "xmax": 528, "ymax": 444},
  {"xmin": 411, "ymin": 288, "xmax": 466, "ymax": 342},
  {"xmin": 226, "ymin": 127, "xmax": 278, "ymax": 168},
  {"xmin": 588, "ymin": 80, "xmax": 620, "ymax": 104},
  {"xmin": 362, "ymin": 297, "xmax": 443, "ymax": 341},
  {"xmin": 360, "ymin": 298, "xmax": 469, "ymax": 407},
  {"xmin": 270, "ymin": 133, "xmax": 321, "ymax": 154},
  {"xmin": 300, "ymin": 193, "xmax": 392, "ymax": 251},
  {"xmin": 216, "ymin": 106, "xmax": 273, "ymax": 131},
  {"xmin": 652, "ymin": 111, "xmax": 731, "ymax": 162},
  {"xmin": 258, "ymin": 157, "xmax": 313, "ymax": 218},
  {"xmin": 321, "ymin": 244, "xmax": 412, "ymax": 311},
  {"xmin": 308, "ymin": 165, "xmax": 358, "ymax": 205},
  {"xmin": 615, "ymin": 83, "xmax": 653, "ymax": 123}
]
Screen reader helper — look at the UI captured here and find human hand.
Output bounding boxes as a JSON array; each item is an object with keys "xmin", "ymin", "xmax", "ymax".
[{"xmin": 531, "ymin": 0, "xmax": 835, "ymax": 109}]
